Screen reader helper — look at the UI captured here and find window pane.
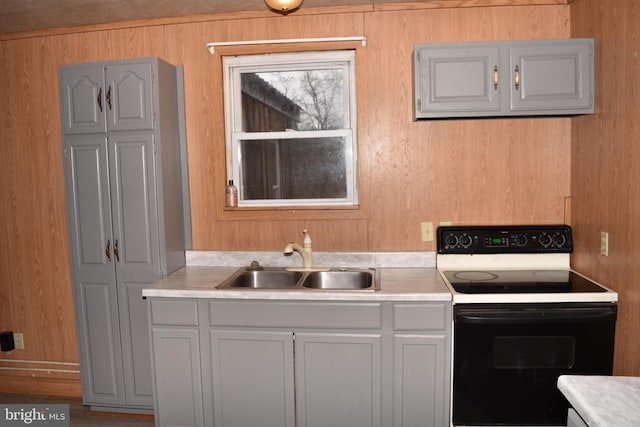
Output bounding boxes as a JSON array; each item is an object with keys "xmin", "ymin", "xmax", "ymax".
[
  {"xmin": 241, "ymin": 69, "xmax": 345, "ymax": 132},
  {"xmin": 240, "ymin": 137, "xmax": 347, "ymax": 200}
]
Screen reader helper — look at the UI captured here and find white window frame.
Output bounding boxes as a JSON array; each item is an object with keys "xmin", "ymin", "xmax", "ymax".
[{"xmin": 223, "ymin": 50, "xmax": 358, "ymax": 207}]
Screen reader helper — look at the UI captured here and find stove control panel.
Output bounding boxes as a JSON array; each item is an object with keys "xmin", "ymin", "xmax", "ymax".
[{"xmin": 437, "ymin": 225, "xmax": 573, "ymax": 254}]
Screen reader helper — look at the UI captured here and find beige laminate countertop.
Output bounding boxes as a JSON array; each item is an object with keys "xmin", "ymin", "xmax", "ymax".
[
  {"xmin": 558, "ymin": 375, "xmax": 640, "ymax": 427},
  {"xmin": 142, "ymin": 266, "xmax": 451, "ymax": 301}
]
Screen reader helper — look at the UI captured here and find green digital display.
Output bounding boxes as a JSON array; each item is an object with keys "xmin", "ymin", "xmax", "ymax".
[{"xmin": 487, "ymin": 236, "xmax": 507, "ymax": 246}]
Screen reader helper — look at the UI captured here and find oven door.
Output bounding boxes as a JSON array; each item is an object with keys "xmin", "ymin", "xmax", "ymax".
[{"xmin": 453, "ymin": 303, "xmax": 617, "ymax": 426}]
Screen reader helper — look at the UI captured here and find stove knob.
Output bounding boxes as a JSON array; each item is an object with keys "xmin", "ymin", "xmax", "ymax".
[
  {"xmin": 445, "ymin": 235, "xmax": 459, "ymax": 247},
  {"xmin": 553, "ymin": 234, "xmax": 567, "ymax": 247},
  {"xmin": 459, "ymin": 234, "xmax": 473, "ymax": 248},
  {"xmin": 538, "ymin": 233, "xmax": 552, "ymax": 247},
  {"xmin": 515, "ymin": 234, "xmax": 528, "ymax": 246}
]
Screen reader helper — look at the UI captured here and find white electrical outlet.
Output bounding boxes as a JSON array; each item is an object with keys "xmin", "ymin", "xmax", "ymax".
[
  {"xmin": 14, "ymin": 333, "xmax": 24, "ymax": 350},
  {"xmin": 600, "ymin": 231, "xmax": 609, "ymax": 256},
  {"xmin": 421, "ymin": 222, "xmax": 434, "ymax": 242}
]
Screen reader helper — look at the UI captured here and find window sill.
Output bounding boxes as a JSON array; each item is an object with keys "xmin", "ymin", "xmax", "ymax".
[{"xmin": 218, "ymin": 204, "xmax": 364, "ymax": 221}]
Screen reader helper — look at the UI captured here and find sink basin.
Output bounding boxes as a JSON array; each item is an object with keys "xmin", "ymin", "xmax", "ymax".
[
  {"xmin": 216, "ymin": 265, "xmax": 378, "ymax": 291},
  {"xmin": 301, "ymin": 270, "xmax": 376, "ymax": 290},
  {"xmin": 217, "ymin": 268, "xmax": 302, "ymax": 289}
]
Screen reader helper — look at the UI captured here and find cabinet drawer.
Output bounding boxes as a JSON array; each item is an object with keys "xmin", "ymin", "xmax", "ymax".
[
  {"xmin": 150, "ymin": 299, "xmax": 198, "ymax": 326},
  {"xmin": 209, "ymin": 301, "xmax": 382, "ymax": 329},
  {"xmin": 393, "ymin": 303, "xmax": 449, "ymax": 331}
]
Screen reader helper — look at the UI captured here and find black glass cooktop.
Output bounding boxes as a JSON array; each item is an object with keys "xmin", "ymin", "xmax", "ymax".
[{"xmin": 443, "ymin": 270, "xmax": 608, "ymax": 294}]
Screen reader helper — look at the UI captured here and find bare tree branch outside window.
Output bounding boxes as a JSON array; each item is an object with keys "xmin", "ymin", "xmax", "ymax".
[{"xmin": 256, "ymin": 69, "xmax": 344, "ymax": 131}]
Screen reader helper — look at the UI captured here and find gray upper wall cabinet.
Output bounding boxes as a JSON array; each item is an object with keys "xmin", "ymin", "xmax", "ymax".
[
  {"xmin": 414, "ymin": 38, "xmax": 595, "ymax": 119},
  {"xmin": 60, "ymin": 58, "xmax": 186, "ymax": 413}
]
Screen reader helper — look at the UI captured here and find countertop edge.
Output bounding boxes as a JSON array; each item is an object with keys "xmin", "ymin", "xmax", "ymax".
[{"xmin": 143, "ymin": 289, "xmax": 453, "ymax": 301}]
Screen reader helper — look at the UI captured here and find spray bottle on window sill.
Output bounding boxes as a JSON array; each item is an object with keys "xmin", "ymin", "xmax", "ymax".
[{"xmin": 226, "ymin": 180, "xmax": 238, "ymax": 207}]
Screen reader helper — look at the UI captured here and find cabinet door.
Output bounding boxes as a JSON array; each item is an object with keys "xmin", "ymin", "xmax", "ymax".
[
  {"xmin": 415, "ymin": 44, "xmax": 501, "ymax": 117},
  {"xmin": 393, "ymin": 334, "xmax": 449, "ymax": 427},
  {"xmin": 152, "ymin": 328, "xmax": 204, "ymax": 427},
  {"xmin": 210, "ymin": 330, "xmax": 295, "ymax": 427},
  {"xmin": 295, "ymin": 333, "xmax": 382, "ymax": 427},
  {"xmin": 60, "ymin": 67, "xmax": 107, "ymax": 134},
  {"xmin": 108, "ymin": 133, "xmax": 161, "ymax": 283},
  {"xmin": 119, "ymin": 282, "xmax": 153, "ymax": 407},
  {"xmin": 63, "ymin": 136, "xmax": 125, "ymax": 405},
  {"xmin": 509, "ymin": 40, "xmax": 594, "ymax": 113},
  {"xmin": 106, "ymin": 63, "xmax": 154, "ymax": 131}
]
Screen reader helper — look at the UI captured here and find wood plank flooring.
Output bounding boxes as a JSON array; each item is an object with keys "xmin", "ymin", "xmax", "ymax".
[{"xmin": 0, "ymin": 394, "xmax": 154, "ymax": 426}]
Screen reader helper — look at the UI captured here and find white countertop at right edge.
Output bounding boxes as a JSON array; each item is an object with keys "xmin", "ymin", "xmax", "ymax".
[{"xmin": 557, "ymin": 375, "xmax": 640, "ymax": 427}]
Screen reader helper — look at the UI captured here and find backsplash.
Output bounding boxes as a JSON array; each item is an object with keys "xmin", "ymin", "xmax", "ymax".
[{"xmin": 186, "ymin": 251, "xmax": 436, "ymax": 268}]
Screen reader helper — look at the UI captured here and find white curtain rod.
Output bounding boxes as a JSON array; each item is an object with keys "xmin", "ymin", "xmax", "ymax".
[{"xmin": 206, "ymin": 36, "xmax": 366, "ymax": 54}]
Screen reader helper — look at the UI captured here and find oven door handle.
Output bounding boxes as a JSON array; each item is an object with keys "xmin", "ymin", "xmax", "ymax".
[{"xmin": 456, "ymin": 307, "xmax": 617, "ymax": 324}]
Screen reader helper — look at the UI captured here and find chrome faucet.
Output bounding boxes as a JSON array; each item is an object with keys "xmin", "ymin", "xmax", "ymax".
[{"xmin": 284, "ymin": 229, "xmax": 313, "ymax": 268}]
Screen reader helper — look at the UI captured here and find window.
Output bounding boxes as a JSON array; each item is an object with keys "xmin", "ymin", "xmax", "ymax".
[{"xmin": 223, "ymin": 50, "xmax": 358, "ymax": 207}]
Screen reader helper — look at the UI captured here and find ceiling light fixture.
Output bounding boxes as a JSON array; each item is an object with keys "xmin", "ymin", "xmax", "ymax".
[{"xmin": 264, "ymin": 0, "xmax": 303, "ymax": 14}]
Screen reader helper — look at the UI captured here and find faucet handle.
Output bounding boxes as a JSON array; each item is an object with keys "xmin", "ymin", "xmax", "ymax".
[{"xmin": 303, "ymin": 229, "xmax": 312, "ymax": 247}]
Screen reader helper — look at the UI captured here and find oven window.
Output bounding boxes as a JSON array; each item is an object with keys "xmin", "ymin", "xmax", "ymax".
[{"xmin": 493, "ymin": 336, "xmax": 575, "ymax": 369}]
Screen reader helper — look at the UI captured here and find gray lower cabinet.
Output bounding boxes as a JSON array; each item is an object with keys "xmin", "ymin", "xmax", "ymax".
[
  {"xmin": 148, "ymin": 298, "xmax": 451, "ymax": 427},
  {"xmin": 295, "ymin": 332, "xmax": 382, "ymax": 427},
  {"xmin": 210, "ymin": 330, "xmax": 295, "ymax": 427},
  {"xmin": 152, "ymin": 327, "xmax": 203, "ymax": 427},
  {"xmin": 393, "ymin": 303, "xmax": 451, "ymax": 427},
  {"xmin": 61, "ymin": 57, "xmax": 186, "ymax": 413},
  {"xmin": 414, "ymin": 38, "xmax": 594, "ymax": 118},
  {"xmin": 149, "ymin": 299, "xmax": 204, "ymax": 427}
]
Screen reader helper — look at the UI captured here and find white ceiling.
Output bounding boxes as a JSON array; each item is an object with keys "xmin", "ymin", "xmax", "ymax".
[{"xmin": 0, "ymin": 0, "xmax": 414, "ymax": 36}]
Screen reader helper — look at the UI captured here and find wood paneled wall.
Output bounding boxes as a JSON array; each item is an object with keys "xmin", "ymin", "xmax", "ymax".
[
  {"xmin": 177, "ymin": 6, "xmax": 572, "ymax": 251},
  {"xmin": 0, "ymin": 3, "xmax": 573, "ymax": 393},
  {"xmin": 570, "ymin": 0, "xmax": 640, "ymax": 376}
]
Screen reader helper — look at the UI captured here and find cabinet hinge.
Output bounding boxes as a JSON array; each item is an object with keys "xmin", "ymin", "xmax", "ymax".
[
  {"xmin": 153, "ymin": 140, "xmax": 158, "ymax": 154},
  {"xmin": 417, "ymin": 98, "xmax": 421, "ymax": 111}
]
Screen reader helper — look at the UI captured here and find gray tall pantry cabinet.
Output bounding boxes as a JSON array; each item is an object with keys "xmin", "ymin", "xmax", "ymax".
[{"xmin": 60, "ymin": 58, "xmax": 186, "ymax": 413}]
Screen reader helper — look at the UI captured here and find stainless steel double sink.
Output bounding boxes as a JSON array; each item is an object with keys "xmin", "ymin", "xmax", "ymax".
[{"xmin": 216, "ymin": 266, "xmax": 379, "ymax": 291}]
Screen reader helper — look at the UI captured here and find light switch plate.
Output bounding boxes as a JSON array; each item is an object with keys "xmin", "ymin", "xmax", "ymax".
[
  {"xmin": 13, "ymin": 333, "xmax": 24, "ymax": 350},
  {"xmin": 421, "ymin": 222, "xmax": 434, "ymax": 242}
]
